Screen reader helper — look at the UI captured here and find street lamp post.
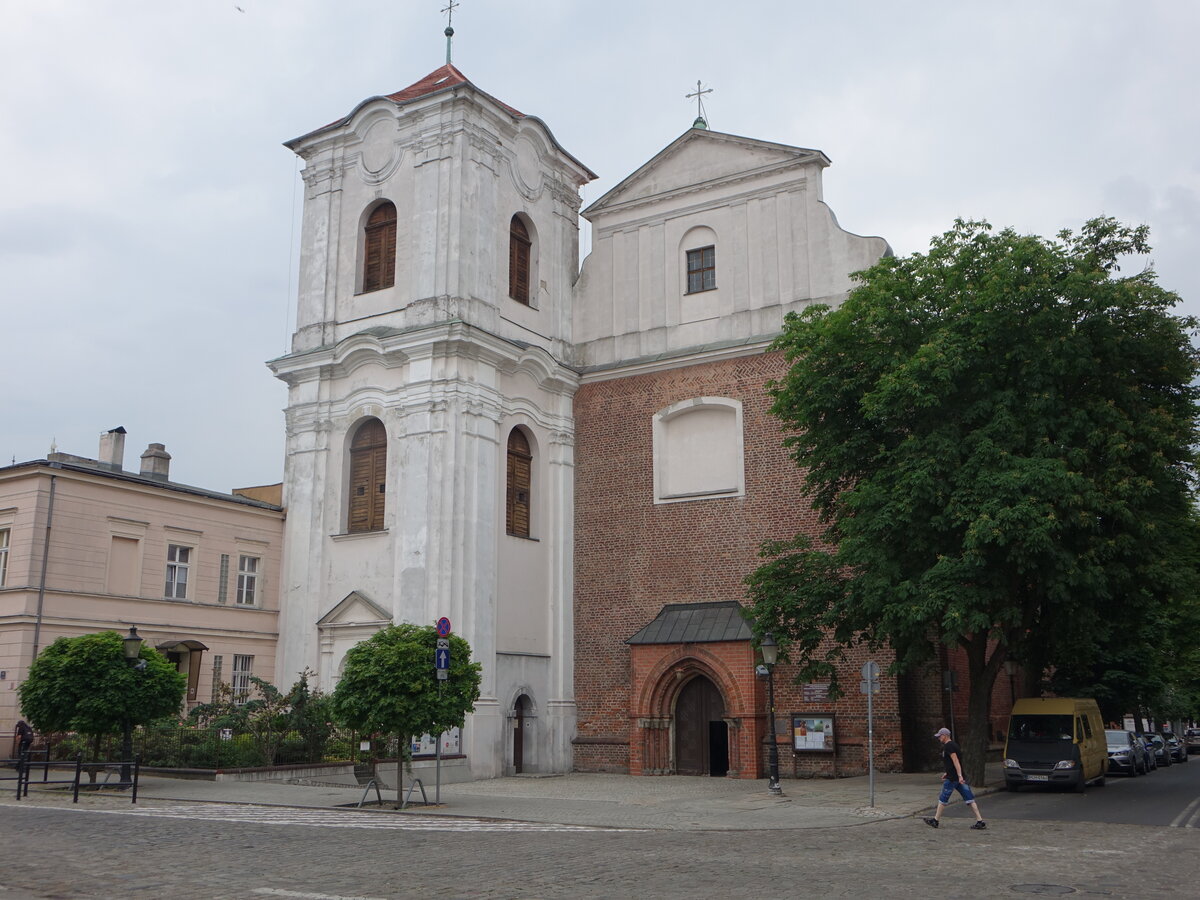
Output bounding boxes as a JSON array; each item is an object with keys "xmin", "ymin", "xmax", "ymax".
[
  {"xmin": 120, "ymin": 626, "xmax": 144, "ymax": 786},
  {"xmin": 761, "ymin": 632, "xmax": 783, "ymax": 796}
]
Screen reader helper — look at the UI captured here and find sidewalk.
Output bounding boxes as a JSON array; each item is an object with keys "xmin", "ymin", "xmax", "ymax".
[{"xmin": 103, "ymin": 762, "xmax": 1005, "ymax": 831}]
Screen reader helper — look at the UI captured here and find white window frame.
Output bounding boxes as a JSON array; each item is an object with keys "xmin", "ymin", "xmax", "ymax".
[
  {"xmin": 231, "ymin": 654, "xmax": 253, "ymax": 704},
  {"xmin": 236, "ymin": 555, "xmax": 260, "ymax": 606},
  {"xmin": 0, "ymin": 527, "xmax": 9, "ymax": 588},
  {"xmin": 165, "ymin": 543, "xmax": 191, "ymax": 599}
]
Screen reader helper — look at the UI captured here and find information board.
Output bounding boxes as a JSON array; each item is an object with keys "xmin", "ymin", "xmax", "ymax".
[{"xmin": 792, "ymin": 715, "xmax": 835, "ymax": 752}]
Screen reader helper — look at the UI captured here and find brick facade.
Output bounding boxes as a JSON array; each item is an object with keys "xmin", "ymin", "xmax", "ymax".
[{"xmin": 573, "ymin": 351, "xmax": 908, "ymax": 778}]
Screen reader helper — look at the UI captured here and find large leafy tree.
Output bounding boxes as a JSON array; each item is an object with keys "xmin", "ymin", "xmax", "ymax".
[
  {"xmin": 330, "ymin": 624, "xmax": 482, "ymax": 750},
  {"xmin": 20, "ymin": 631, "xmax": 186, "ymax": 736},
  {"xmin": 745, "ymin": 218, "xmax": 1200, "ymax": 782}
]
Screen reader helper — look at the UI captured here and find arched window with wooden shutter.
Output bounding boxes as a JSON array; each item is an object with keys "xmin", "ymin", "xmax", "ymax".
[
  {"xmin": 506, "ymin": 428, "xmax": 532, "ymax": 538},
  {"xmin": 348, "ymin": 418, "xmax": 387, "ymax": 533},
  {"xmin": 362, "ymin": 202, "xmax": 397, "ymax": 293},
  {"xmin": 509, "ymin": 215, "xmax": 531, "ymax": 305}
]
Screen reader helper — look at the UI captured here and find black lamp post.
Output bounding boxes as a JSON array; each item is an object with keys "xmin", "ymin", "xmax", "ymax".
[
  {"xmin": 761, "ymin": 632, "xmax": 783, "ymax": 796},
  {"xmin": 120, "ymin": 626, "xmax": 144, "ymax": 785}
]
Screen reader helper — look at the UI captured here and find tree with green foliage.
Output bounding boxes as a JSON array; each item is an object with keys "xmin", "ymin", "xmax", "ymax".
[
  {"xmin": 20, "ymin": 631, "xmax": 186, "ymax": 768},
  {"xmin": 330, "ymin": 624, "xmax": 481, "ymax": 757},
  {"xmin": 745, "ymin": 217, "xmax": 1200, "ymax": 783}
]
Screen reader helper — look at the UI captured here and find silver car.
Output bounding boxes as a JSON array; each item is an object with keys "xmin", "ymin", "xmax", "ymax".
[{"xmin": 1105, "ymin": 729, "xmax": 1149, "ymax": 775}]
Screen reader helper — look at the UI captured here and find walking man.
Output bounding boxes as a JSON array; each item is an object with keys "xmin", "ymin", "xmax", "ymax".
[
  {"xmin": 14, "ymin": 719, "xmax": 34, "ymax": 759},
  {"xmin": 924, "ymin": 727, "xmax": 986, "ymax": 829}
]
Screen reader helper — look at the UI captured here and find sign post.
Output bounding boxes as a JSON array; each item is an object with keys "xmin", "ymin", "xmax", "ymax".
[
  {"xmin": 434, "ymin": 618, "xmax": 451, "ymax": 804},
  {"xmin": 861, "ymin": 660, "xmax": 881, "ymax": 807}
]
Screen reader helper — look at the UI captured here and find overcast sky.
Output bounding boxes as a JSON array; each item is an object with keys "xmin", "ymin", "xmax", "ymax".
[{"xmin": 4, "ymin": 1, "xmax": 1197, "ymax": 492}]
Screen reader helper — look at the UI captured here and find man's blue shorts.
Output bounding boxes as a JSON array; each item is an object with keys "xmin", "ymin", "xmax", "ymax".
[{"xmin": 939, "ymin": 779, "xmax": 976, "ymax": 804}]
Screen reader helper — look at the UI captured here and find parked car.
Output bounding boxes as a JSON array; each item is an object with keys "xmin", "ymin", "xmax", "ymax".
[
  {"xmin": 1162, "ymin": 732, "xmax": 1189, "ymax": 763},
  {"xmin": 1105, "ymin": 729, "xmax": 1148, "ymax": 776},
  {"xmin": 1186, "ymin": 728, "xmax": 1200, "ymax": 752},
  {"xmin": 1144, "ymin": 733, "xmax": 1172, "ymax": 767},
  {"xmin": 1142, "ymin": 736, "xmax": 1158, "ymax": 770}
]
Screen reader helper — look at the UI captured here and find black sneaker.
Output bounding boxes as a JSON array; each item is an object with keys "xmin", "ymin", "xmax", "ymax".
[
  {"xmin": 971, "ymin": 820, "xmax": 987, "ymax": 830},
  {"xmin": 923, "ymin": 817, "xmax": 939, "ymax": 828}
]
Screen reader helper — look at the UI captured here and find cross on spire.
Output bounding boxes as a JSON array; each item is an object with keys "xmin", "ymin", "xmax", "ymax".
[
  {"xmin": 442, "ymin": 0, "xmax": 460, "ymax": 64},
  {"xmin": 686, "ymin": 80, "xmax": 713, "ymax": 129}
]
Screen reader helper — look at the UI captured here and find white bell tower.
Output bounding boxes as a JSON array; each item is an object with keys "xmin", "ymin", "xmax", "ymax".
[{"xmin": 270, "ymin": 58, "xmax": 594, "ymax": 778}]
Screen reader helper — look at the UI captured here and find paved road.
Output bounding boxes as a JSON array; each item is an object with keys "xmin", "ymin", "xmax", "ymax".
[
  {"xmin": 2, "ymin": 799, "xmax": 1196, "ymax": 898},
  {"xmin": 973, "ymin": 753, "xmax": 1200, "ymax": 827}
]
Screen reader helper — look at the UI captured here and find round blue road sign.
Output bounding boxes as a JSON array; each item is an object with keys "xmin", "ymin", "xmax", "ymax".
[{"xmin": 436, "ymin": 617, "xmax": 452, "ymax": 636}]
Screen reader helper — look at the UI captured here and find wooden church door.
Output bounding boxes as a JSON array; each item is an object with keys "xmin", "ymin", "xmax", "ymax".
[{"xmin": 674, "ymin": 676, "xmax": 727, "ymax": 776}]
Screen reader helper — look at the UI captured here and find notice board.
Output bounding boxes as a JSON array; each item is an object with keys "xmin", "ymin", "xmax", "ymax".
[{"xmin": 792, "ymin": 715, "xmax": 835, "ymax": 752}]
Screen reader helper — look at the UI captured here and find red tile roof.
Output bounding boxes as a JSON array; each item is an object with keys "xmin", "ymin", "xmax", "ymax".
[{"xmin": 384, "ymin": 64, "xmax": 524, "ymax": 118}]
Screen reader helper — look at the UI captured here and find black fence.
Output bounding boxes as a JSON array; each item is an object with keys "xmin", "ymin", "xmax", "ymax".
[{"xmin": 33, "ymin": 726, "xmax": 360, "ymax": 771}]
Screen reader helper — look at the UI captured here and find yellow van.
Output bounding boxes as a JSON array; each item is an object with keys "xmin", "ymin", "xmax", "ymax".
[{"xmin": 1003, "ymin": 697, "xmax": 1108, "ymax": 792}]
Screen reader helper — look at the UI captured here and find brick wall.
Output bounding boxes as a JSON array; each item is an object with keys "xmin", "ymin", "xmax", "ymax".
[{"xmin": 573, "ymin": 352, "xmax": 906, "ymax": 777}]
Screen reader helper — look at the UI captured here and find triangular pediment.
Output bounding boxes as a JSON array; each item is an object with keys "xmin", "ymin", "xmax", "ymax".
[
  {"xmin": 585, "ymin": 129, "xmax": 830, "ymax": 217},
  {"xmin": 317, "ymin": 590, "xmax": 393, "ymax": 627}
]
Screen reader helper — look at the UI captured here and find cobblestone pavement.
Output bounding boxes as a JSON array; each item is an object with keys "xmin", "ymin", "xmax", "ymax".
[
  {"xmin": 0, "ymin": 794, "xmax": 1196, "ymax": 899},
  {"xmin": 82, "ymin": 803, "xmax": 635, "ymax": 832}
]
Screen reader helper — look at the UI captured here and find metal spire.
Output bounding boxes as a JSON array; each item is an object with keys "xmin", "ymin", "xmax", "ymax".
[
  {"xmin": 442, "ymin": 0, "xmax": 459, "ymax": 64},
  {"xmin": 686, "ymin": 80, "xmax": 713, "ymax": 129}
]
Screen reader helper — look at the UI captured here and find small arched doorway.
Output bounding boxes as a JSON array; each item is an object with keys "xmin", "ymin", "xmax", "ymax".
[
  {"xmin": 674, "ymin": 675, "xmax": 729, "ymax": 776},
  {"xmin": 513, "ymin": 694, "xmax": 532, "ymax": 774}
]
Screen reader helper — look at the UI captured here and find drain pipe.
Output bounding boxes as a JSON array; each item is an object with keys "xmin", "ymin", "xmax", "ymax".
[{"xmin": 31, "ymin": 470, "xmax": 58, "ymax": 659}]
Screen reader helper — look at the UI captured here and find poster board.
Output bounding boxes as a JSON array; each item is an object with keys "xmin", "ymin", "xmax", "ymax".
[{"xmin": 792, "ymin": 715, "xmax": 835, "ymax": 752}]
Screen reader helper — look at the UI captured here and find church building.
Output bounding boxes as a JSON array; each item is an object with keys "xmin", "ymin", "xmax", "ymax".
[{"xmin": 269, "ymin": 57, "xmax": 933, "ymax": 781}]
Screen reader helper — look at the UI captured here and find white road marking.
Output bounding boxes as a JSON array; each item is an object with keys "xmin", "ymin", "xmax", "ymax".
[
  {"xmin": 251, "ymin": 891, "xmax": 388, "ymax": 900},
  {"xmin": 42, "ymin": 802, "xmax": 634, "ymax": 832},
  {"xmin": 1170, "ymin": 794, "xmax": 1200, "ymax": 828}
]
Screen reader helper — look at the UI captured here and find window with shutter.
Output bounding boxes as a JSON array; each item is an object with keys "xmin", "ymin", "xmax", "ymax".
[
  {"xmin": 348, "ymin": 418, "xmax": 387, "ymax": 533},
  {"xmin": 509, "ymin": 216, "xmax": 531, "ymax": 304},
  {"xmin": 506, "ymin": 428, "xmax": 532, "ymax": 537},
  {"xmin": 362, "ymin": 202, "xmax": 397, "ymax": 293}
]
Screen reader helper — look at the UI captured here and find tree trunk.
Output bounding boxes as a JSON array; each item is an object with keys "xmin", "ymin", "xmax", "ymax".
[{"xmin": 960, "ymin": 634, "xmax": 1002, "ymax": 785}]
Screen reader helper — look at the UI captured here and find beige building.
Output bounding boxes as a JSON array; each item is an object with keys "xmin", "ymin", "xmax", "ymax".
[{"xmin": 0, "ymin": 427, "xmax": 284, "ymax": 736}]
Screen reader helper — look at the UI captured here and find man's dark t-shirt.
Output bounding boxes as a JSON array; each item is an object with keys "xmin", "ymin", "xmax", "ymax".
[{"xmin": 942, "ymin": 740, "xmax": 963, "ymax": 782}]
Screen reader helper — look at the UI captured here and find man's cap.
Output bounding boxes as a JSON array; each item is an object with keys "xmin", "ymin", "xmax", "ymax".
[{"xmin": 933, "ymin": 727, "xmax": 952, "ymax": 738}]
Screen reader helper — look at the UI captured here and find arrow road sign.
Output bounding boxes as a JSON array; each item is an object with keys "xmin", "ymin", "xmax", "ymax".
[{"xmin": 436, "ymin": 648, "xmax": 450, "ymax": 670}]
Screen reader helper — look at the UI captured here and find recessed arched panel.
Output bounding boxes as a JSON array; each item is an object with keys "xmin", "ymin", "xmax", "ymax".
[{"xmin": 653, "ymin": 397, "xmax": 744, "ymax": 503}]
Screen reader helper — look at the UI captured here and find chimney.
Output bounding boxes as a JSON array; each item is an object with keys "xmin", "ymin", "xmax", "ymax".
[
  {"xmin": 140, "ymin": 443, "xmax": 172, "ymax": 481},
  {"xmin": 98, "ymin": 426, "xmax": 127, "ymax": 471}
]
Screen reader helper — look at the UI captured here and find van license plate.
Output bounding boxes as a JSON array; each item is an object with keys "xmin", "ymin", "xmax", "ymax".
[{"xmin": 1027, "ymin": 775, "xmax": 1049, "ymax": 782}]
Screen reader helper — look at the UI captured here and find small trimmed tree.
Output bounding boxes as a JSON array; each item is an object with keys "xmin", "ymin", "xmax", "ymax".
[
  {"xmin": 20, "ymin": 631, "xmax": 186, "ymax": 770},
  {"xmin": 330, "ymin": 624, "xmax": 481, "ymax": 770}
]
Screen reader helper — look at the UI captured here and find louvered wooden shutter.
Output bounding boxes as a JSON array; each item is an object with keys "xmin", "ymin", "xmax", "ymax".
[
  {"xmin": 363, "ymin": 203, "xmax": 397, "ymax": 292},
  {"xmin": 509, "ymin": 217, "xmax": 531, "ymax": 304},
  {"xmin": 506, "ymin": 429, "xmax": 532, "ymax": 537},
  {"xmin": 349, "ymin": 419, "xmax": 387, "ymax": 532}
]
